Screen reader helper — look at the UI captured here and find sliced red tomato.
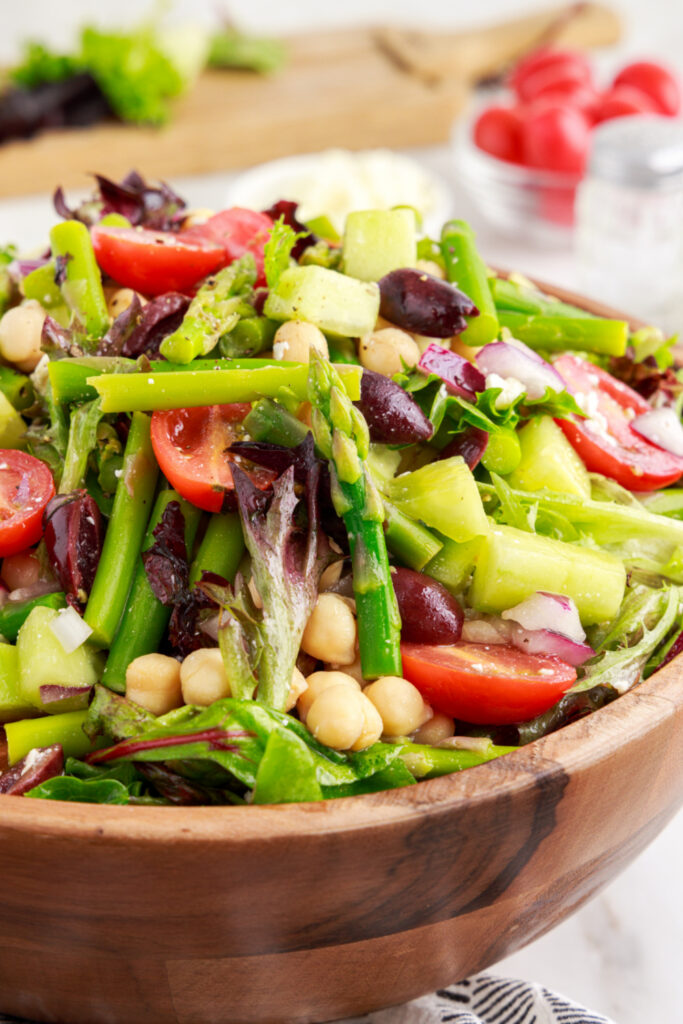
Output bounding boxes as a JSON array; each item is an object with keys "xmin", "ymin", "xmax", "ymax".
[
  {"xmin": 0, "ymin": 450, "xmax": 55, "ymax": 558},
  {"xmin": 553, "ymin": 353, "xmax": 683, "ymax": 491},
  {"xmin": 401, "ymin": 642, "xmax": 576, "ymax": 725},
  {"xmin": 91, "ymin": 226, "xmax": 225, "ymax": 296},
  {"xmin": 150, "ymin": 405, "xmax": 277, "ymax": 513},
  {"xmin": 182, "ymin": 208, "xmax": 274, "ymax": 287}
]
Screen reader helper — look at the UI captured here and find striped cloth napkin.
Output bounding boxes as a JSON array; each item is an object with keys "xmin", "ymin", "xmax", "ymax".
[{"xmin": 344, "ymin": 974, "xmax": 618, "ymax": 1024}]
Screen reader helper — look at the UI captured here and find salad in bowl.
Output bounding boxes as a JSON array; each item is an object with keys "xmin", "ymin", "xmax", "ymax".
[{"xmin": 1, "ymin": 171, "xmax": 682, "ymax": 807}]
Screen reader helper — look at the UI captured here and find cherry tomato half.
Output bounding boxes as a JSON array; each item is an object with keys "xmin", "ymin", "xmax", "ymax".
[
  {"xmin": 150, "ymin": 404, "xmax": 277, "ymax": 513},
  {"xmin": 473, "ymin": 105, "xmax": 523, "ymax": 163},
  {"xmin": 0, "ymin": 450, "xmax": 55, "ymax": 558},
  {"xmin": 401, "ymin": 642, "xmax": 576, "ymax": 724},
  {"xmin": 182, "ymin": 208, "xmax": 274, "ymax": 287},
  {"xmin": 613, "ymin": 61, "xmax": 681, "ymax": 117},
  {"xmin": 553, "ymin": 354, "xmax": 683, "ymax": 491},
  {"xmin": 520, "ymin": 102, "xmax": 591, "ymax": 174},
  {"xmin": 91, "ymin": 226, "xmax": 225, "ymax": 296}
]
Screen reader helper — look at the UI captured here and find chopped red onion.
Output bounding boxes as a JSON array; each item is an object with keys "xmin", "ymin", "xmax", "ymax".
[
  {"xmin": 476, "ymin": 342, "xmax": 566, "ymax": 399},
  {"xmin": 0, "ymin": 745, "xmax": 63, "ymax": 796},
  {"xmin": 631, "ymin": 407, "xmax": 683, "ymax": 458},
  {"xmin": 47, "ymin": 605, "xmax": 93, "ymax": 653},
  {"xmin": 418, "ymin": 344, "xmax": 486, "ymax": 401},
  {"xmin": 509, "ymin": 624, "xmax": 594, "ymax": 666},
  {"xmin": 501, "ymin": 591, "xmax": 585, "ymax": 643},
  {"xmin": 39, "ymin": 684, "xmax": 92, "ymax": 710}
]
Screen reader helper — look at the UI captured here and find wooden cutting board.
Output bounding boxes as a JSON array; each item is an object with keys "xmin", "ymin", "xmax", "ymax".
[{"xmin": 0, "ymin": 5, "xmax": 621, "ymax": 198}]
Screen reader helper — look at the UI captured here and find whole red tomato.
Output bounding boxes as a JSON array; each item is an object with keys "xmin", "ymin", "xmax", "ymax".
[
  {"xmin": 613, "ymin": 61, "xmax": 680, "ymax": 116},
  {"xmin": 520, "ymin": 102, "xmax": 591, "ymax": 174},
  {"xmin": 473, "ymin": 105, "xmax": 523, "ymax": 162},
  {"xmin": 595, "ymin": 84, "xmax": 658, "ymax": 122}
]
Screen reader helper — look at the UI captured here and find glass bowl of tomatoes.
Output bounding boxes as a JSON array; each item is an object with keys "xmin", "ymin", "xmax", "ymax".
[{"xmin": 452, "ymin": 48, "xmax": 681, "ymax": 244}]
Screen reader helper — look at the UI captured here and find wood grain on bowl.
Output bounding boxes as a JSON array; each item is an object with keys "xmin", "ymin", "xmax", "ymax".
[{"xmin": 0, "ymin": 285, "xmax": 681, "ymax": 1024}]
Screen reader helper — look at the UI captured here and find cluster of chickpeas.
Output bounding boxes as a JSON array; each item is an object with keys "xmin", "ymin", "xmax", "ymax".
[
  {"xmin": 125, "ymin": 585, "xmax": 455, "ymax": 751},
  {"xmin": 271, "ymin": 259, "xmax": 459, "ymax": 378}
]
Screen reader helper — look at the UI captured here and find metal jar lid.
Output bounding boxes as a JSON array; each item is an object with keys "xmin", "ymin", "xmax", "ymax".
[{"xmin": 588, "ymin": 114, "xmax": 683, "ymax": 190}]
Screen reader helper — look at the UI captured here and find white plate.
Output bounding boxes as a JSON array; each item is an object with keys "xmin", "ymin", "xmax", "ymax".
[{"xmin": 225, "ymin": 149, "xmax": 453, "ymax": 237}]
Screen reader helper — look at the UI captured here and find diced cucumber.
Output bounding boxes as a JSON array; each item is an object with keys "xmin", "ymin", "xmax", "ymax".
[
  {"xmin": 424, "ymin": 534, "xmax": 484, "ymax": 593},
  {"xmin": 385, "ymin": 457, "xmax": 489, "ymax": 543},
  {"xmin": 507, "ymin": 416, "xmax": 590, "ymax": 499},
  {"xmin": 264, "ymin": 265, "xmax": 380, "ymax": 338},
  {"xmin": 469, "ymin": 525, "xmax": 626, "ymax": 625},
  {"xmin": 17, "ymin": 606, "xmax": 104, "ymax": 711},
  {"xmin": 0, "ymin": 642, "xmax": 35, "ymax": 723},
  {"xmin": 5, "ymin": 710, "xmax": 92, "ymax": 765},
  {"xmin": 342, "ymin": 209, "xmax": 417, "ymax": 282},
  {"xmin": 0, "ymin": 392, "xmax": 25, "ymax": 448}
]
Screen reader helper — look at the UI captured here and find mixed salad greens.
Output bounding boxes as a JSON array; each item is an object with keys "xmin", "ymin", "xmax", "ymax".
[{"xmin": 1, "ymin": 171, "xmax": 683, "ymax": 806}]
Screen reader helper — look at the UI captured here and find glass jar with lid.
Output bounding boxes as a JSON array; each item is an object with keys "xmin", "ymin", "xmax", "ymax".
[{"xmin": 575, "ymin": 115, "xmax": 683, "ymax": 331}]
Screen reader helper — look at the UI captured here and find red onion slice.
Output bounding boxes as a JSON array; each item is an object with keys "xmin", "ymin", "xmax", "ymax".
[
  {"xmin": 7, "ymin": 580, "xmax": 61, "ymax": 604},
  {"xmin": 461, "ymin": 616, "xmax": 513, "ymax": 645},
  {"xmin": 39, "ymin": 684, "xmax": 92, "ymax": 711},
  {"xmin": 439, "ymin": 425, "xmax": 489, "ymax": 470},
  {"xmin": 418, "ymin": 343, "xmax": 486, "ymax": 401},
  {"xmin": 0, "ymin": 745, "xmax": 64, "ymax": 796},
  {"xmin": 476, "ymin": 342, "xmax": 566, "ymax": 400},
  {"xmin": 509, "ymin": 624, "xmax": 594, "ymax": 666},
  {"xmin": 501, "ymin": 591, "xmax": 585, "ymax": 643},
  {"xmin": 631, "ymin": 407, "xmax": 683, "ymax": 458}
]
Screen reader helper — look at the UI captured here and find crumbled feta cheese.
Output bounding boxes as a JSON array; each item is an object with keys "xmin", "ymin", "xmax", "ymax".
[{"xmin": 485, "ymin": 372, "xmax": 527, "ymax": 409}]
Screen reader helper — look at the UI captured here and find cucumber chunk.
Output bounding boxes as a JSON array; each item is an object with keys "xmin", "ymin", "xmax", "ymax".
[
  {"xmin": 5, "ymin": 710, "xmax": 93, "ymax": 765},
  {"xmin": 424, "ymin": 535, "xmax": 484, "ymax": 593},
  {"xmin": 386, "ymin": 457, "xmax": 489, "ymax": 543},
  {"xmin": 0, "ymin": 392, "xmax": 25, "ymax": 448},
  {"xmin": 469, "ymin": 525, "xmax": 626, "ymax": 625},
  {"xmin": 17, "ymin": 606, "xmax": 104, "ymax": 711},
  {"xmin": 0, "ymin": 642, "xmax": 35, "ymax": 723},
  {"xmin": 507, "ymin": 415, "xmax": 590, "ymax": 499},
  {"xmin": 264, "ymin": 265, "xmax": 380, "ymax": 338},
  {"xmin": 342, "ymin": 209, "xmax": 417, "ymax": 282}
]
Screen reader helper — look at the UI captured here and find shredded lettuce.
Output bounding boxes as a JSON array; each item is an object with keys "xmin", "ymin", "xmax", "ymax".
[{"xmin": 263, "ymin": 217, "xmax": 306, "ymax": 290}]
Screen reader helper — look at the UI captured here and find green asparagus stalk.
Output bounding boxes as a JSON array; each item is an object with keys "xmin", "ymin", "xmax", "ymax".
[
  {"xmin": 101, "ymin": 490, "xmax": 201, "ymax": 693},
  {"xmin": 5, "ymin": 709, "xmax": 93, "ymax": 765},
  {"xmin": 89, "ymin": 362, "xmax": 362, "ymax": 413},
  {"xmin": 159, "ymin": 256, "xmax": 257, "ymax": 364},
  {"xmin": 243, "ymin": 398, "xmax": 311, "ymax": 448},
  {"xmin": 0, "ymin": 365, "xmax": 34, "ymax": 411},
  {"xmin": 308, "ymin": 353, "xmax": 402, "ymax": 679},
  {"xmin": 491, "ymin": 276, "xmax": 591, "ymax": 318},
  {"xmin": 84, "ymin": 412, "xmax": 159, "ymax": 647},
  {"xmin": 59, "ymin": 397, "xmax": 103, "ymax": 492},
  {"xmin": 189, "ymin": 512, "xmax": 244, "ymax": 585},
  {"xmin": 49, "ymin": 220, "xmax": 109, "ymax": 339},
  {"xmin": 22, "ymin": 261, "xmax": 68, "ymax": 319},
  {"xmin": 498, "ymin": 311, "xmax": 628, "ymax": 357},
  {"xmin": 440, "ymin": 220, "xmax": 499, "ymax": 346},
  {"xmin": 219, "ymin": 316, "xmax": 278, "ymax": 358}
]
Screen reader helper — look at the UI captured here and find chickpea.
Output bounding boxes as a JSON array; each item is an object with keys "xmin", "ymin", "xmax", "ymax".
[
  {"xmin": 180, "ymin": 647, "xmax": 231, "ymax": 706},
  {"xmin": 306, "ymin": 684, "xmax": 365, "ymax": 750},
  {"xmin": 364, "ymin": 676, "xmax": 432, "ymax": 737},
  {"xmin": 1, "ymin": 549, "xmax": 41, "ymax": 592},
  {"xmin": 301, "ymin": 593, "xmax": 357, "ymax": 665},
  {"xmin": 350, "ymin": 693, "xmax": 383, "ymax": 751},
  {"xmin": 0, "ymin": 301, "xmax": 46, "ymax": 372},
  {"xmin": 106, "ymin": 288, "xmax": 140, "ymax": 318},
  {"xmin": 126, "ymin": 653, "xmax": 183, "ymax": 716},
  {"xmin": 297, "ymin": 670, "xmax": 360, "ymax": 722},
  {"xmin": 273, "ymin": 320, "xmax": 329, "ymax": 363},
  {"xmin": 358, "ymin": 327, "xmax": 419, "ymax": 377},
  {"xmin": 319, "ymin": 559, "xmax": 344, "ymax": 591},
  {"xmin": 412, "ymin": 711, "xmax": 454, "ymax": 745},
  {"xmin": 414, "ymin": 258, "xmax": 446, "ymax": 280},
  {"xmin": 326, "ymin": 649, "xmax": 364, "ymax": 685},
  {"xmin": 181, "ymin": 207, "xmax": 215, "ymax": 229},
  {"xmin": 285, "ymin": 667, "xmax": 308, "ymax": 712}
]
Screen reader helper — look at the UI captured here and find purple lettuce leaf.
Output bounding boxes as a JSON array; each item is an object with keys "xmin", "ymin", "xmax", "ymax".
[
  {"xmin": 121, "ymin": 292, "xmax": 190, "ymax": 357},
  {"xmin": 53, "ymin": 170, "xmax": 187, "ymax": 230},
  {"xmin": 261, "ymin": 199, "xmax": 316, "ymax": 259},
  {"xmin": 142, "ymin": 500, "xmax": 189, "ymax": 606}
]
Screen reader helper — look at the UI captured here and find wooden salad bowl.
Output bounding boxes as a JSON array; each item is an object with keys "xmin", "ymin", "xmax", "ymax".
[{"xmin": 0, "ymin": 286, "xmax": 682, "ymax": 1024}]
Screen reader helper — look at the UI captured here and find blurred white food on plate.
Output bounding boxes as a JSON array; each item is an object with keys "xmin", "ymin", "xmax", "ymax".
[{"xmin": 226, "ymin": 149, "xmax": 452, "ymax": 235}]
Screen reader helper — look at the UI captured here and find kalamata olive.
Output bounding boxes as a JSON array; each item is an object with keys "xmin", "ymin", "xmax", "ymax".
[
  {"xmin": 440, "ymin": 425, "xmax": 489, "ymax": 470},
  {"xmin": 356, "ymin": 369, "xmax": 433, "ymax": 444},
  {"xmin": 392, "ymin": 567, "xmax": 464, "ymax": 644},
  {"xmin": 378, "ymin": 268, "xmax": 478, "ymax": 339},
  {"xmin": 418, "ymin": 343, "xmax": 486, "ymax": 401},
  {"xmin": 0, "ymin": 744, "xmax": 63, "ymax": 795},
  {"xmin": 43, "ymin": 490, "xmax": 103, "ymax": 609}
]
